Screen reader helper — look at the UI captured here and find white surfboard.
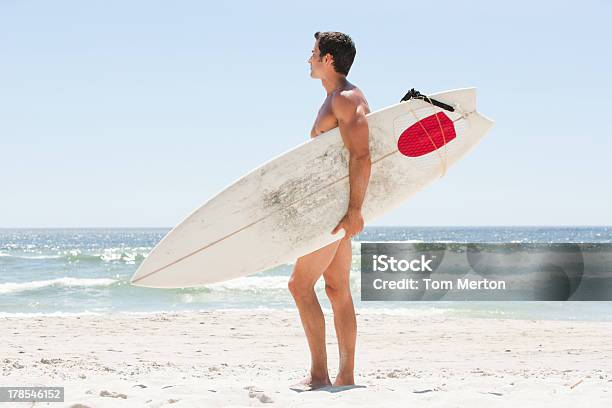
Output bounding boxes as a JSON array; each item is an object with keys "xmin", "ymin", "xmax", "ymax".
[{"xmin": 131, "ymin": 88, "xmax": 493, "ymax": 288}]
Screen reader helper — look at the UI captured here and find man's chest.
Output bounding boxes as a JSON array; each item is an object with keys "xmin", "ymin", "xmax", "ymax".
[{"xmin": 311, "ymin": 100, "xmax": 338, "ymax": 138}]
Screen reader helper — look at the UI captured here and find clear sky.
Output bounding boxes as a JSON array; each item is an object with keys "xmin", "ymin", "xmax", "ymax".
[{"xmin": 1, "ymin": 0, "xmax": 610, "ymax": 228}]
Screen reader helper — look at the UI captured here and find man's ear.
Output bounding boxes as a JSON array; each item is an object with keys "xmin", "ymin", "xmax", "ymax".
[{"xmin": 323, "ymin": 53, "xmax": 334, "ymax": 66}]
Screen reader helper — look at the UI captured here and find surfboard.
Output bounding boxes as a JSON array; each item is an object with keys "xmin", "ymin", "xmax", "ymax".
[{"xmin": 131, "ymin": 88, "xmax": 494, "ymax": 288}]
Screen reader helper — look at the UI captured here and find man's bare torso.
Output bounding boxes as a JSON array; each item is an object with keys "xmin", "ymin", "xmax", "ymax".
[{"xmin": 310, "ymin": 82, "xmax": 370, "ymax": 138}]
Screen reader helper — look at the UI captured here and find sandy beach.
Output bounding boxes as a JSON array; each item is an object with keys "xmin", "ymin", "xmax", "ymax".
[{"xmin": 1, "ymin": 310, "xmax": 610, "ymax": 407}]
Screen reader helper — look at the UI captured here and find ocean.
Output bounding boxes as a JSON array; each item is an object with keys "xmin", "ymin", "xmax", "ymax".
[{"xmin": 1, "ymin": 227, "xmax": 611, "ymax": 320}]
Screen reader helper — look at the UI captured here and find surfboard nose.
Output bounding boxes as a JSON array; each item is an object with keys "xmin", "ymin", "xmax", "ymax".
[{"xmin": 130, "ymin": 256, "xmax": 162, "ymax": 288}]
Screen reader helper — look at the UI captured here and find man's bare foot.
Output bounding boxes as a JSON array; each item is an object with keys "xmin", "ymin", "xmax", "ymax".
[
  {"xmin": 290, "ymin": 373, "xmax": 332, "ymax": 392},
  {"xmin": 332, "ymin": 374, "xmax": 355, "ymax": 387}
]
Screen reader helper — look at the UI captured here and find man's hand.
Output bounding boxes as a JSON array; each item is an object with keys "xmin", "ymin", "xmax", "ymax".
[{"xmin": 332, "ymin": 207, "xmax": 364, "ymax": 239}]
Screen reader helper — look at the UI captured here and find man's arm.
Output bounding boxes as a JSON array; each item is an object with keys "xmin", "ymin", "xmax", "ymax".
[{"xmin": 330, "ymin": 92, "xmax": 371, "ymax": 238}]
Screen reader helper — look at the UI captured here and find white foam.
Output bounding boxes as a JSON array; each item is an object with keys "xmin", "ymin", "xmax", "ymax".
[
  {"xmin": 0, "ymin": 253, "xmax": 63, "ymax": 259},
  {"xmin": 0, "ymin": 277, "xmax": 118, "ymax": 294}
]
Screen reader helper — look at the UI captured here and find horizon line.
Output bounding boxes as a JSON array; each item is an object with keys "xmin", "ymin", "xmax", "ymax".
[{"xmin": 1, "ymin": 225, "xmax": 610, "ymax": 230}]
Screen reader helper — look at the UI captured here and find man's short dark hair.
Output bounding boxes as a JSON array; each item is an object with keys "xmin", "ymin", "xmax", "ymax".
[{"xmin": 314, "ymin": 31, "xmax": 356, "ymax": 76}]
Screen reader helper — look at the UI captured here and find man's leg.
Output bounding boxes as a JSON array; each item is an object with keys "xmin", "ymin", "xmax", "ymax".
[
  {"xmin": 323, "ymin": 237, "xmax": 356, "ymax": 386},
  {"xmin": 288, "ymin": 240, "xmax": 341, "ymax": 389}
]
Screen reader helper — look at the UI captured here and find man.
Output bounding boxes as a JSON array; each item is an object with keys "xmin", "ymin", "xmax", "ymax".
[{"xmin": 288, "ymin": 31, "xmax": 371, "ymax": 390}]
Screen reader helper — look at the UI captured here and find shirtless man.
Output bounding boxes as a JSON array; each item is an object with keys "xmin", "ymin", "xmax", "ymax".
[{"xmin": 288, "ymin": 31, "xmax": 371, "ymax": 390}]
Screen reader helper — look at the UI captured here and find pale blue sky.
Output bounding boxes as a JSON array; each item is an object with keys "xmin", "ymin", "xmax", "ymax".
[{"xmin": 1, "ymin": 0, "xmax": 610, "ymax": 227}]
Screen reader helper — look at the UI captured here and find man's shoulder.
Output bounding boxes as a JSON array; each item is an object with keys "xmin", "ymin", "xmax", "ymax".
[
  {"xmin": 331, "ymin": 91, "xmax": 354, "ymax": 107},
  {"xmin": 337, "ymin": 84, "xmax": 364, "ymax": 99},
  {"xmin": 331, "ymin": 86, "xmax": 367, "ymax": 117},
  {"xmin": 331, "ymin": 87, "xmax": 361, "ymax": 109}
]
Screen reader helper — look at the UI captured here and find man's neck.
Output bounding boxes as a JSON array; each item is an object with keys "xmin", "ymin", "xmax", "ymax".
[{"xmin": 321, "ymin": 75, "xmax": 348, "ymax": 95}]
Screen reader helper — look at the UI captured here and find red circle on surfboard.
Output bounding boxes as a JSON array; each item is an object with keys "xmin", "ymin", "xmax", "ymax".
[{"xmin": 397, "ymin": 112, "xmax": 456, "ymax": 157}]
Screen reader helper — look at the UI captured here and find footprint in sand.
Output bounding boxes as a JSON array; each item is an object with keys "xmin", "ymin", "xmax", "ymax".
[
  {"xmin": 99, "ymin": 390, "xmax": 127, "ymax": 399},
  {"xmin": 245, "ymin": 385, "xmax": 274, "ymax": 403}
]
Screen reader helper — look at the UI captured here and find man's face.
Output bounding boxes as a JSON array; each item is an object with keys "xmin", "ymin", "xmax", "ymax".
[{"xmin": 308, "ymin": 40, "xmax": 326, "ymax": 79}]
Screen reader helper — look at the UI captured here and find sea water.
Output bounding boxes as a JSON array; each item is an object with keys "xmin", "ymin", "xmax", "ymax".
[{"xmin": 1, "ymin": 227, "xmax": 611, "ymax": 320}]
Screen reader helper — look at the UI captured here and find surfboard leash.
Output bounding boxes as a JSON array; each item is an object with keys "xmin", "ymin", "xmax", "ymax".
[{"xmin": 400, "ymin": 88, "xmax": 455, "ymax": 112}]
